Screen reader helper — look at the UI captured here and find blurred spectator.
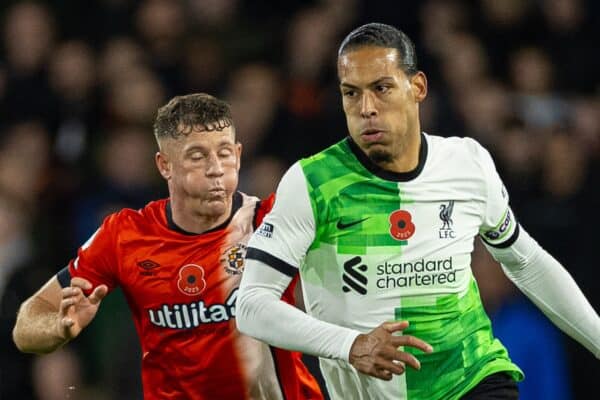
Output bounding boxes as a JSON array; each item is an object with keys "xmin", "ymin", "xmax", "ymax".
[
  {"xmin": 419, "ymin": 0, "xmax": 470, "ymax": 58},
  {"xmin": 226, "ymin": 62, "xmax": 282, "ymax": 165},
  {"xmin": 1, "ymin": 2, "xmax": 58, "ymax": 126},
  {"xmin": 48, "ymin": 40, "xmax": 99, "ymax": 166},
  {"xmin": 438, "ymin": 33, "xmax": 490, "ymax": 94},
  {"xmin": 508, "ymin": 46, "xmax": 570, "ymax": 129},
  {"xmin": 103, "ymin": 66, "xmax": 165, "ymax": 128},
  {"xmin": 134, "ymin": 0, "xmax": 186, "ymax": 95},
  {"xmin": 0, "ymin": 187, "xmax": 32, "ymax": 308},
  {"xmin": 538, "ymin": 0, "xmax": 599, "ymax": 94},
  {"xmin": 0, "ymin": 122, "xmax": 51, "ymax": 205},
  {"xmin": 98, "ymin": 36, "xmax": 148, "ymax": 87},
  {"xmin": 180, "ymin": 35, "xmax": 227, "ymax": 94},
  {"xmin": 453, "ymin": 80, "xmax": 511, "ymax": 148},
  {"xmin": 238, "ymin": 155, "xmax": 287, "ymax": 199}
]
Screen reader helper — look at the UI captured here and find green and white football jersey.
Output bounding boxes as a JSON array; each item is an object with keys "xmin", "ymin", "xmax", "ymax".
[{"xmin": 247, "ymin": 133, "xmax": 523, "ymax": 400}]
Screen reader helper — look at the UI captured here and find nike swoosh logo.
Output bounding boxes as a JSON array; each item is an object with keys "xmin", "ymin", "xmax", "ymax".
[{"xmin": 337, "ymin": 217, "xmax": 370, "ymax": 230}]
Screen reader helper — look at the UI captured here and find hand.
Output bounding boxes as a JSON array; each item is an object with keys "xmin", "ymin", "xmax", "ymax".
[
  {"xmin": 57, "ymin": 277, "xmax": 108, "ymax": 341},
  {"xmin": 349, "ymin": 321, "xmax": 433, "ymax": 381}
]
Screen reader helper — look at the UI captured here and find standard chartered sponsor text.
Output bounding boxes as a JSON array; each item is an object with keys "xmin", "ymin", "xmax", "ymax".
[{"xmin": 376, "ymin": 257, "xmax": 457, "ymax": 288}]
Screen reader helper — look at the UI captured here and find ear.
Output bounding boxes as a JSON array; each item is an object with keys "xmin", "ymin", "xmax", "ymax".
[
  {"xmin": 155, "ymin": 151, "xmax": 171, "ymax": 180},
  {"xmin": 235, "ymin": 142, "xmax": 242, "ymax": 172},
  {"xmin": 410, "ymin": 71, "xmax": 428, "ymax": 103}
]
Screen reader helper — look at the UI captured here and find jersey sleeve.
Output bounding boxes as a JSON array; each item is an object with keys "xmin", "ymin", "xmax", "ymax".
[
  {"xmin": 246, "ymin": 162, "xmax": 316, "ymax": 277},
  {"xmin": 471, "ymin": 139, "xmax": 519, "ymax": 248},
  {"xmin": 60, "ymin": 212, "xmax": 121, "ymax": 291}
]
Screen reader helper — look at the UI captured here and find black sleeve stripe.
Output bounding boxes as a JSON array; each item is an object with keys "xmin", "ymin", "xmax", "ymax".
[
  {"xmin": 246, "ymin": 247, "xmax": 297, "ymax": 277},
  {"xmin": 481, "ymin": 223, "xmax": 520, "ymax": 249},
  {"xmin": 56, "ymin": 266, "xmax": 71, "ymax": 288}
]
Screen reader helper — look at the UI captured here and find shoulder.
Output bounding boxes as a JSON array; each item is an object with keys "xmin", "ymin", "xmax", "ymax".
[
  {"xmin": 425, "ymin": 133, "xmax": 494, "ymax": 172},
  {"xmin": 426, "ymin": 133, "xmax": 486, "ymax": 158},
  {"xmin": 238, "ymin": 191, "xmax": 260, "ymax": 209},
  {"xmin": 103, "ymin": 199, "xmax": 168, "ymax": 231},
  {"xmin": 299, "ymin": 138, "xmax": 354, "ymax": 179}
]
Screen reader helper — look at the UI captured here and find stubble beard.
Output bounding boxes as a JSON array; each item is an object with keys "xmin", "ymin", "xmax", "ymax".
[
  {"xmin": 367, "ymin": 148, "xmax": 394, "ymax": 165},
  {"xmin": 366, "ymin": 139, "xmax": 405, "ymax": 167}
]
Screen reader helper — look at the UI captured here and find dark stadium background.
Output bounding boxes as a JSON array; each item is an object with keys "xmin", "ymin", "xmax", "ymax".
[{"xmin": 0, "ymin": 1, "xmax": 598, "ymax": 399}]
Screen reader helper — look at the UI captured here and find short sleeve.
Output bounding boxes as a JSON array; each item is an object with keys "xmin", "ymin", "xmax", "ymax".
[
  {"xmin": 245, "ymin": 162, "xmax": 316, "ymax": 276},
  {"xmin": 65, "ymin": 213, "xmax": 120, "ymax": 291},
  {"xmin": 474, "ymin": 141, "xmax": 520, "ymax": 248}
]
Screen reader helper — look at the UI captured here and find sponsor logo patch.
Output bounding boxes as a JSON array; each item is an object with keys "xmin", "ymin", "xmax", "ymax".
[{"xmin": 256, "ymin": 222, "xmax": 274, "ymax": 238}]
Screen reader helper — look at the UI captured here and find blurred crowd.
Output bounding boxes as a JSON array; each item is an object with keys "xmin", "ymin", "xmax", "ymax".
[{"xmin": 0, "ymin": 0, "xmax": 598, "ymax": 399}]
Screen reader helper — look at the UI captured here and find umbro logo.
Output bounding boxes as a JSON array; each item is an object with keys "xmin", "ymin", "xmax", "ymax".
[
  {"xmin": 138, "ymin": 260, "xmax": 160, "ymax": 275},
  {"xmin": 138, "ymin": 259, "xmax": 160, "ymax": 269},
  {"xmin": 337, "ymin": 217, "xmax": 370, "ymax": 230}
]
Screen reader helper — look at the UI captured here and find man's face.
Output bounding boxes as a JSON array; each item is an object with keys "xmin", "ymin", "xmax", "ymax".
[
  {"xmin": 338, "ymin": 46, "xmax": 426, "ymax": 165},
  {"xmin": 157, "ymin": 124, "xmax": 241, "ymax": 217}
]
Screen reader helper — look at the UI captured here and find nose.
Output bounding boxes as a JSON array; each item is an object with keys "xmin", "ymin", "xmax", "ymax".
[
  {"xmin": 206, "ymin": 153, "xmax": 224, "ymax": 177},
  {"xmin": 360, "ymin": 92, "xmax": 378, "ymax": 118}
]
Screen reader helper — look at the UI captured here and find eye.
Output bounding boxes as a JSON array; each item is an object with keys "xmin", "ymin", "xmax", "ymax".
[
  {"xmin": 218, "ymin": 148, "xmax": 234, "ymax": 158},
  {"xmin": 343, "ymin": 89, "xmax": 357, "ymax": 98},
  {"xmin": 375, "ymin": 84, "xmax": 390, "ymax": 93},
  {"xmin": 189, "ymin": 152, "xmax": 204, "ymax": 160}
]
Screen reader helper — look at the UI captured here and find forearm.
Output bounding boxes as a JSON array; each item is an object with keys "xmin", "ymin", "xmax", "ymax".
[
  {"xmin": 13, "ymin": 296, "xmax": 68, "ymax": 354},
  {"xmin": 485, "ymin": 226, "xmax": 600, "ymax": 358},
  {"xmin": 237, "ymin": 260, "xmax": 361, "ymax": 361}
]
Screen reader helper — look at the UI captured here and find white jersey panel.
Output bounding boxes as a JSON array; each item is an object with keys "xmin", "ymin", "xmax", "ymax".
[{"xmin": 247, "ymin": 162, "xmax": 315, "ymax": 270}]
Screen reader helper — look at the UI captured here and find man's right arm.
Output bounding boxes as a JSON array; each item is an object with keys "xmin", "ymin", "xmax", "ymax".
[
  {"xmin": 14, "ymin": 213, "xmax": 118, "ymax": 354},
  {"xmin": 237, "ymin": 163, "xmax": 432, "ymax": 380},
  {"xmin": 13, "ymin": 274, "xmax": 108, "ymax": 354},
  {"xmin": 237, "ymin": 258, "xmax": 432, "ymax": 380},
  {"xmin": 13, "ymin": 276, "xmax": 67, "ymax": 353}
]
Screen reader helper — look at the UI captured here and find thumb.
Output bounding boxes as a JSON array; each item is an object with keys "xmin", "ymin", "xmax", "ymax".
[{"xmin": 88, "ymin": 285, "xmax": 108, "ymax": 305}]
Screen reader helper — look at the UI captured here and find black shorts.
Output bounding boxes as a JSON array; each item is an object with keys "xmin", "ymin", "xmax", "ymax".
[{"xmin": 461, "ymin": 372, "xmax": 519, "ymax": 400}]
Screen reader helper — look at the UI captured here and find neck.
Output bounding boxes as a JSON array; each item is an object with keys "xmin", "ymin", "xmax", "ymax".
[
  {"xmin": 168, "ymin": 195, "xmax": 233, "ymax": 234},
  {"xmin": 381, "ymin": 130, "xmax": 421, "ymax": 173}
]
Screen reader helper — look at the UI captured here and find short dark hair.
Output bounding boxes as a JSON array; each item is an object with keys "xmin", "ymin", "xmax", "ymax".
[
  {"xmin": 338, "ymin": 23, "xmax": 418, "ymax": 75},
  {"xmin": 153, "ymin": 93, "xmax": 234, "ymax": 141}
]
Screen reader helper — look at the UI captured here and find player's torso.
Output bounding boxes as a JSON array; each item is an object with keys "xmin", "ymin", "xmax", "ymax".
[
  {"xmin": 301, "ymin": 134, "xmax": 520, "ymax": 399},
  {"xmin": 300, "ymin": 135, "xmax": 485, "ymax": 326},
  {"xmin": 115, "ymin": 195, "xmax": 286, "ymax": 399}
]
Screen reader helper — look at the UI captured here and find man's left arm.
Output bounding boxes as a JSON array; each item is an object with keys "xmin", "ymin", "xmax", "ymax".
[
  {"xmin": 473, "ymin": 138, "xmax": 600, "ymax": 358},
  {"xmin": 484, "ymin": 226, "xmax": 600, "ymax": 358}
]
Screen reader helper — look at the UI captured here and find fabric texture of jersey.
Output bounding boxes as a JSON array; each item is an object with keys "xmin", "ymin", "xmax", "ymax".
[
  {"xmin": 247, "ymin": 134, "xmax": 523, "ymax": 400},
  {"xmin": 62, "ymin": 191, "xmax": 323, "ymax": 400}
]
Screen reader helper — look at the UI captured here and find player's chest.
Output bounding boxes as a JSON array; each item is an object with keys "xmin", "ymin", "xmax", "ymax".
[
  {"xmin": 117, "ymin": 234, "xmax": 250, "ymax": 306},
  {"xmin": 323, "ymin": 181, "xmax": 483, "ymax": 254}
]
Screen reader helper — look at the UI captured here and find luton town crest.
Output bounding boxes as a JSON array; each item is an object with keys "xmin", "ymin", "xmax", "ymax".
[{"xmin": 222, "ymin": 243, "xmax": 248, "ymax": 275}]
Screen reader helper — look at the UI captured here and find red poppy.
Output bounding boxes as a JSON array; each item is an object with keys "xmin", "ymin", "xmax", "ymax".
[
  {"xmin": 389, "ymin": 210, "xmax": 415, "ymax": 240},
  {"xmin": 177, "ymin": 264, "xmax": 206, "ymax": 296}
]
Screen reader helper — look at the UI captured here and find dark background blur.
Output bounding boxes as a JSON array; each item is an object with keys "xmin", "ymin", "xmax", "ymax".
[{"xmin": 0, "ymin": 0, "xmax": 598, "ymax": 399}]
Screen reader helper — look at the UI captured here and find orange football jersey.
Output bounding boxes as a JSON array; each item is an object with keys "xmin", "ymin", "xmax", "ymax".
[{"xmin": 61, "ymin": 192, "xmax": 323, "ymax": 399}]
